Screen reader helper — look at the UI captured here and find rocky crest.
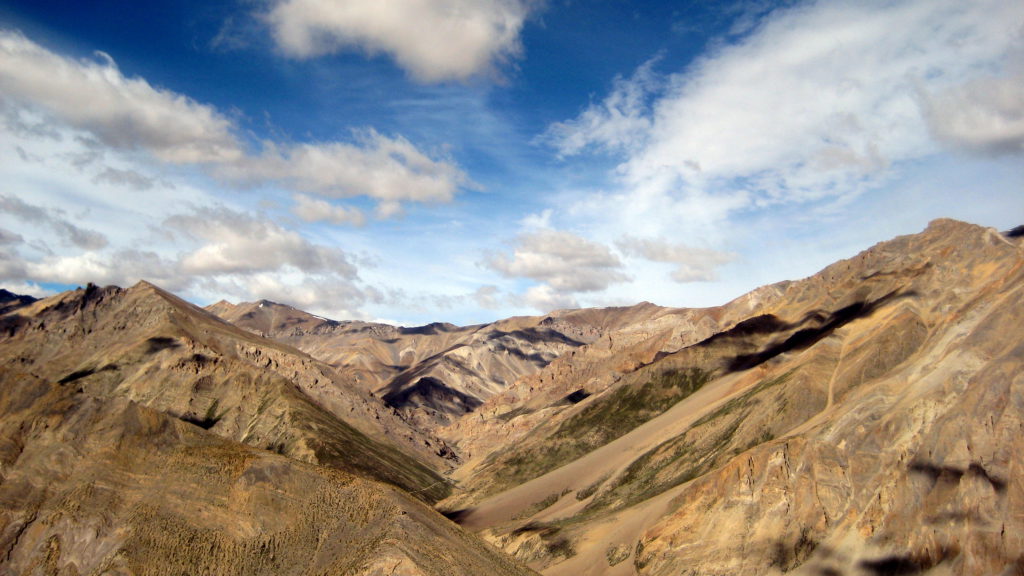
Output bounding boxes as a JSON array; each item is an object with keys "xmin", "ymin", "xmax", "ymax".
[
  {"xmin": 436, "ymin": 219, "xmax": 1024, "ymax": 575},
  {"xmin": 2, "ymin": 218, "xmax": 1021, "ymax": 575}
]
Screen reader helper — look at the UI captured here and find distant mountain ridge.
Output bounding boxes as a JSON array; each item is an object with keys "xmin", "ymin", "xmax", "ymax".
[
  {"xmin": 0, "ymin": 288, "xmax": 36, "ymax": 315},
  {"xmin": 2, "ymin": 218, "xmax": 1021, "ymax": 575}
]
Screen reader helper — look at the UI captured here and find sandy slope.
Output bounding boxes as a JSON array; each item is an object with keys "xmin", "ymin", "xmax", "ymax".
[
  {"xmin": 449, "ymin": 220, "xmax": 1024, "ymax": 575},
  {"xmin": 458, "ymin": 368, "xmax": 757, "ymax": 531}
]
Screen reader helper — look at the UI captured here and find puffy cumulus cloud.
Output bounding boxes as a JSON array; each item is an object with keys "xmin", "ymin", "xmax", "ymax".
[
  {"xmin": 192, "ymin": 273, "xmax": 368, "ymax": 320},
  {"xmin": 486, "ymin": 229, "xmax": 629, "ymax": 311},
  {"xmin": 551, "ymin": 0, "xmax": 1024, "ymax": 208},
  {"xmin": 23, "ymin": 249, "xmax": 182, "ymax": 291},
  {"xmin": 265, "ymin": 0, "xmax": 538, "ymax": 82},
  {"xmin": 1, "ymin": 201, "xmax": 371, "ymax": 319},
  {"xmin": 0, "ymin": 194, "xmax": 108, "ymax": 250},
  {"xmin": 617, "ymin": 236, "xmax": 736, "ymax": 283},
  {"xmin": 165, "ymin": 206, "xmax": 358, "ymax": 277},
  {"xmin": 0, "ymin": 30, "xmax": 471, "ymax": 219},
  {"xmin": 291, "ymin": 193, "xmax": 367, "ymax": 227},
  {"xmin": 519, "ymin": 284, "xmax": 577, "ymax": 313},
  {"xmin": 922, "ymin": 73, "xmax": 1024, "ymax": 155},
  {"xmin": 0, "ymin": 280, "xmax": 54, "ymax": 298},
  {"xmin": 218, "ymin": 131, "xmax": 470, "ymax": 218},
  {"xmin": 0, "ymin": 31, "xmax": 241, "ymax": 164}
]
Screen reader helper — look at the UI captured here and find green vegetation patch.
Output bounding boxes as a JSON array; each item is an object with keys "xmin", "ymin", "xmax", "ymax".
[
  {"xmin": 480, "ymin": 367, "xmax": 713, "ymax": 495},
  {"xmin": 284, "ymin": 385, "xmax": 452, "ymax": 503},
  {"xmin": 588, "ymin": 370, "xmax": 794, "ymax": 512},
  {"xmin": 575, "ymin": 475, "xmax": 608, "ymax": 501},
  {"xmin": 606, "ymin": 544, "xmax": 631, "ymax": 566},
  {"xmin": 513, "ymin": 489, "xmax": 570, "ymax": 520}
]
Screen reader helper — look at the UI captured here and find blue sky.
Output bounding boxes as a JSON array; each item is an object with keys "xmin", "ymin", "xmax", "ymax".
[{"xmin": 1, "ymin": 0, "xmax": 1021, "ymax": 325}]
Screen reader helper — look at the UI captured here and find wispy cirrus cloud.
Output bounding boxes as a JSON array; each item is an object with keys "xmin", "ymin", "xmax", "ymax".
[
  {"xmin": 264, "ymin": 0, "xmax": 540, "ymax": 82},
  {"xmin": 534, "ymin": 0, "xmax": 1024, "ymax": 310},
  {"xmin": 541, "ymin": 57, "xmax": 661, "ymax": 158},
  {"xmin": 549, "ymin": 0, "xmax": 1024, "ymax": 209}
]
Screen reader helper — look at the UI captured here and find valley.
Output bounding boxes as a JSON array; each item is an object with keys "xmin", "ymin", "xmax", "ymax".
[{"xmin": 1, "ymin": 219, "xmax": 1022, "ymax": 575}]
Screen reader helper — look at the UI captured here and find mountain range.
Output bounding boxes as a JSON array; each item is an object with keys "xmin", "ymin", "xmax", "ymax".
[{"xmin": 1, "ymin": 218, "xmax": 1021, "ymax": 575}]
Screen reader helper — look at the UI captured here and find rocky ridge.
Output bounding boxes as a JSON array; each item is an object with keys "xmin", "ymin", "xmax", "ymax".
[
  {"xmin": 1, "ymin": 218, "xmax": 1021, "ymax": 575},
  {"xmin": 436, "ymin": 219, "xmax": 1024, "ymax": 575}
]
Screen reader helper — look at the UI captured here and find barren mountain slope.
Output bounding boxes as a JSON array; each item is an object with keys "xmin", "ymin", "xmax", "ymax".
[
  {"xmin": 205, "ymin": 299, "xmax": 681, "ymax": 434},
  {"xmin": 440, "ymin": 220, "xmax": 1024, "ymax": 575},
  {"xmin": 0, "ymin": 281, "xmax": 450, "ymax": 500},
  {"xmin": 0, "ymin": 371, "xmax": 538, "ymax": 576},
  {"xmin": 3, "ymin": 218, "xmax": 1018, "ymax": 576}
]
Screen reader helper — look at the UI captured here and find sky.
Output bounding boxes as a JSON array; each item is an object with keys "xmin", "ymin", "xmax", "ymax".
[{"xmin": 0, "ymin": 0, "xmax": 1021, "ymax": 326}]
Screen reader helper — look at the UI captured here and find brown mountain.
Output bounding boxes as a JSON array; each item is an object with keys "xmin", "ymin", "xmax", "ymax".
[
  {"xmin": 0, "ymin": 288, "xmax": 36, "ymax": 315},
  {"xmin": 431, "ymin": 219, "xmax": 1024, "ymax": 575},
  {"xmin": 0, "ymin": 280, "xmax": 452, "ymax": 498},
  {"xmin": 0, "ymin": 372, "xmax": 535, "ymax": 575},
  {"xmin": 204, "ymin": 298, "xmax": 611, "ymax": 434},
  {"xmin": 1, "ymin": 218, "xmax": 1021, "ymax": 575},
  {"xmin": 0, "ymin": 281, "xmax": 540, "ymax": 575}
]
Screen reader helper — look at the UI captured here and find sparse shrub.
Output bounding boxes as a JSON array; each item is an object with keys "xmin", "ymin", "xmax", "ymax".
[
  {"xmin": 606, "ymin": 544, "xmax": 630, "ymax": 566},
  {"xmin": 575, "ymin": 475, "xmax": 607, "ymax": 500},
  {"xmin": 545, "ymin": 537, "xmax": 575, "ymax": 559}
]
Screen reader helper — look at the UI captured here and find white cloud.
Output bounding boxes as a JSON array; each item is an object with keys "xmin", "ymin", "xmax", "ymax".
[
  {"xmin": 617, "ymin": 236, "xmax": 736, "ymax": 282},
  {"xmin": 922, "ymin": 73, "xmax": 1024, "ymax": 155},
  {"xmin": 0, "ymin": 194, "xmax": 108, "ymax": 250},
  {"xmin": 532, "ymin": 0, "xmax": 1024, "ymax": 310},
  {"xmin": 166, "ymin": 206, "xmax": 358, "ymax": 277},
  {"xmin": 93, "ymin": 167, "xmax": 157, "ymax": 191},
  {"xmin": 486, "ymin": 228, "xmax": 629, "ymax": 311},
  {"xmin": 24, "ymin": 249, "xmax": 181, "ymax": 290},
  {"xmin": 0, "ymin": 30, "xmax": 471, "ymax": 219},
  {"xmin": 265, "ymin": 0, "xmax": 538, "ymax": 82},
  {"xmin": 519, "ymin": 283, "xmax": 576, "ymax": 312},
  {"xmin": 0, "ymin": 280, "xmax": 54, "ymax": 298},
  {"xmin": 292, "ymin": 193, "xmax": 367, "ymax": 227},
  {"xmin": 192, "ymin": 272, "xmax": 368, "ymax": 320},
  {"xmin": 4, "ymin": 199, "xmax": 371, "ymax": 319},
  {"xmin": 217, "ymin": 131, "xmax": 470, "ymax": 216},
  {"xmin": 551, "ymin": 0, "xmax": 1023, "ymax": 208},
  {"xmin": 541, "ymin": 57, "xmax": 661, "ymax": 158},
  {"xmin": 0, "ymin": 30, "xmax": 242, "ymax": 164},
  {"xmin": 473, "ymin": 284, "xmax": 502, "ymax": 309}
]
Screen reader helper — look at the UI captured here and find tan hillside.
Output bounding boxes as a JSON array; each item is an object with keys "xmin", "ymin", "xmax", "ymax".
[
  {"xmin": 2, "ymin": 218, "xmax": 1021, "ymax": 575},
  {"xmin": 430, "ymin": 219, "xmax": 1024, "ymax": 575},
  {"xmin": 0, "ymin": 280, "xmax": 450, "ymax": 500},
  {"xmin": 205, "ymin": 297, "xmax": 611, "ymax": 434},
  {"xmin": 0, "ymin": 370, "xmax": 537, "ymax": 576}
]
